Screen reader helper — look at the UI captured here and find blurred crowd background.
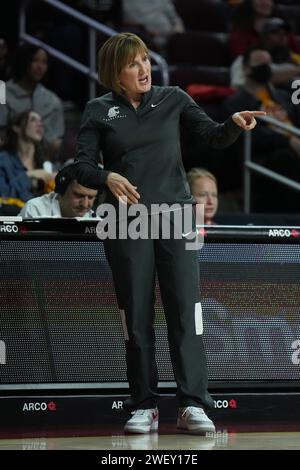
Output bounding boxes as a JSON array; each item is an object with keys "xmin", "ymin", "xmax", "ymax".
[{"xmin": 1, "ymin": 0, "xmax": 300, "ymax": 223}]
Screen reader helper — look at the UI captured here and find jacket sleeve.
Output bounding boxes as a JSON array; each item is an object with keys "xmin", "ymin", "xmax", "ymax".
[
  {"xmin": 179, "ymin": 89, "xmax": 242, "ymax": 149},
  {"xmin": 75, "ymin": 102, "xmax": 110, "ymax": 184}
]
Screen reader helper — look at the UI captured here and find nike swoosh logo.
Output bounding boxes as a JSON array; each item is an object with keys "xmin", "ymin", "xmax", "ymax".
[
  {"xmin": 182, "ymin": 231, "xmax": 193, "ymax": 238},
  {"xmin": 151, "ymin": 100, "xmax": 164, "ymax": 108}
]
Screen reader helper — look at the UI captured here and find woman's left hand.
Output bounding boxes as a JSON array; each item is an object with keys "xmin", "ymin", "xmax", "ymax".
[{"xmin": 232, "ymin": 110, "xmax": 267, "ymax": 130}]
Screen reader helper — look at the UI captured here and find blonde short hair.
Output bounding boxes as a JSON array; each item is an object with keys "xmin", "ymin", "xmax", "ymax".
[
  {"xmin": 186, "ymin": 168, "xmax": 217, "ymax": 189},
  {"xmin": 98, "ymin": 33, "xmax": 149, "ymax": 94}
]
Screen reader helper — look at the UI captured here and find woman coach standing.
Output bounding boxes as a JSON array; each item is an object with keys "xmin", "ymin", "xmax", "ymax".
[{"xmin": 76, "ymin": 32, "xmax": 264, "ymax": 434}]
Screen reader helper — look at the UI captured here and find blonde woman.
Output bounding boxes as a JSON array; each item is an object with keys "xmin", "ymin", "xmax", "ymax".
[{"xmin": 187, "ymin": 168, "xmax": 218, "ymax": 225}]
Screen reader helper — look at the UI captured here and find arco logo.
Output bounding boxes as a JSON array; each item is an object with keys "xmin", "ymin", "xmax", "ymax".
[
  {"xmin": 268, "ymin": 229, "xmax": 291, "ymax": 238},
  {"xmin": 22, "ymin": 402, "xmax": 57, "ymax": 412},
  {"xmin": 214, "ymin": 399, "xmax": 237, "ymax": 409},
  {"xmin": 112, "ymin": 401, "xmax": 123, "ymax": 409},
  {"xmin": 0, "ymin": 224, "xmax": 18, "ymax": 233},
  {"xmin": 291, "ymin": 229, "xmax": 299, "ymax": 238}
]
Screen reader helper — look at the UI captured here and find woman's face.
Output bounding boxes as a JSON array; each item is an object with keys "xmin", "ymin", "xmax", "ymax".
[
  {"xmin": 252, "ymin": 0, "xmax": 274, "ymax": 17},
  {"xmin": 192, "ymin": 176, "xmax": 218, "ymax": 224},
  {"xmin": 25, "ymin": 111, "xmax": 44, "ymax": 142},
  {"xmin": 28, "ymin": 49, "xmax": 48, "ymax": 82},
  {"xmin": 119, "ymin": 52, "xmax": 151, "ymax": 100}
]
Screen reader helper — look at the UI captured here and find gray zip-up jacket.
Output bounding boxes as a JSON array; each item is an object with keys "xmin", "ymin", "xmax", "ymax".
[{"xmin": 76, "ymin": 86, "xmax": 241, "ymax": 207}]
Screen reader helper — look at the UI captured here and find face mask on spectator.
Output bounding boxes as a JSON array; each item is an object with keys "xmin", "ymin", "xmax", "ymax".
[
  {"xmin": 269, "ymin": 45, "xmax": 290, "ymax": 63},
  {"xmin": 250, "ymin": 63, "xmax": 272, "ymax": 84}
]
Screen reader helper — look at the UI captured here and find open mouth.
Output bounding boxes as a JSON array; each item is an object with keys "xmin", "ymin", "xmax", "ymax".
[{"xmin": 139, "ymin": 75, "xmax": 149, "ymax": 85}]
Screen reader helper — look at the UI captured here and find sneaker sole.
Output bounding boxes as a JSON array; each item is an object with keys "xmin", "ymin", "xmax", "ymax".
[
  {"xmin": 177, "ymin": 421, "xmax": 216, "ymax": 435},
  {"xmin": 124, "ymin": 421, "xmax": 158, "ymax": 434}
]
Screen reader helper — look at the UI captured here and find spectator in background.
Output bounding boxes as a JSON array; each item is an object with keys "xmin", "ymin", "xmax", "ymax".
[
  {"xmin": 229, "ymin": 0, "xmax": 300, "ymax": 58},
  {"xmin": 230, "ymin": 0, "xmax": 275, "ymax": 58},
  {"xmin": 231, "ymin": 17, "xmax": 300, "ymax": 88},
  {"xmin": 187, "ymin": 168, "xmax": 219, "ymax": 225},
  {"xmin": 0, "ymin": 44, "xmax": 65, "ymax": 159},
  {"xmin": 122, "ymin": 0, "xmax": 185, "ymax": 51},
  {"xmin": 225, "ymin": 46, "xmax": 300, "ymax": 212},
  {"xmin": 77, "ymin": 0, "xmax": 122, "ymax": 29},
  {"xmin": 0, "ymin": 110, "xmax": 55, "ymax": 215},
  {"xmin": 263, "ymin": 17, "xmax": 300, "ymax": 65},
  {"xmin": 226, "ymin": 47, "xmax": 300, "ymax": 146},
  {"xmin": 19, "ymin": 161, "xmax": 103, "ymax": 218}
]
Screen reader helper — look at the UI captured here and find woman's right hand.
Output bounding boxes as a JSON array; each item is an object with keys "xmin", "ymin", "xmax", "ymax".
[{"xmin": 106, "ymin": 172, "xmax": 140, "ymax": 205}]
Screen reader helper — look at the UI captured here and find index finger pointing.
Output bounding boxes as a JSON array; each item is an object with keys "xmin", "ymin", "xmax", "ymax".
[{"xmin": 248, "ymin": 111, "xmax": 267, "ymax": 116}]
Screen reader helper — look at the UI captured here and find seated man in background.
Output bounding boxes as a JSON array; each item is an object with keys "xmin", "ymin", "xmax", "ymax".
[
  {"xmin": 187, "ymin": 168, "xmax": 219, "ymax": 225},
  {"xmin": 225, "ymin": 46, "xmax": 300, "ymax": 212},
  {"xmin": 19, "ymin": 161, "xmax": 103, "ymax": 218},
  {"xmin": 230, "ymin": 17, "xmax": 300, "ymax": 89},
  {"xmin": 225, "ymin": 46, "xmax": 300, "ymax": 158}
]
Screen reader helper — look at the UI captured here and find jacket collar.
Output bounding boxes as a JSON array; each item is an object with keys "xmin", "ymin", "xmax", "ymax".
[{"xmin": 112, "ymin": 87, "xmax": 154, "ymax": 110}]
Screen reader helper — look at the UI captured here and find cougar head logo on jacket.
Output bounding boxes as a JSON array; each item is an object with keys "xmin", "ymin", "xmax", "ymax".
[{"xmin": 108, "ymin": 106, "xmax": 120, "ymax": 118}]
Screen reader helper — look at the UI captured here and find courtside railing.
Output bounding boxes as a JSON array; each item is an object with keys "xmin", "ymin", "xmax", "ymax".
[
  {"xmin": 243, "ymin": 115, "xmax": 300, "ymax": 212},
  {"xmin": 19, "ymin": 0, "xmax": 169, "ymax": 100}
]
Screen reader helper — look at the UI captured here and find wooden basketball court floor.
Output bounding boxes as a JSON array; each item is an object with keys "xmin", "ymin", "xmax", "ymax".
[{"xmin": 0, "ymin": 422, "xmax": 300, "ymax": 450}]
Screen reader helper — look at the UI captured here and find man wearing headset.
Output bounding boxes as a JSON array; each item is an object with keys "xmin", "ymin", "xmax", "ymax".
[{"xmin": 19, "ymin": 161, "xmax": 103, "ymax": 218}]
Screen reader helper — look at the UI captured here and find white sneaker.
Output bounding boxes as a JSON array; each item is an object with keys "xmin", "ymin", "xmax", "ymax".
[
  {"xmin": 177, "ymin": 406, "xmax": 216, "ymax": 434},
  {"xmin": 124, "ymin": 408, "xmax": 159, "ymax": 434}
]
